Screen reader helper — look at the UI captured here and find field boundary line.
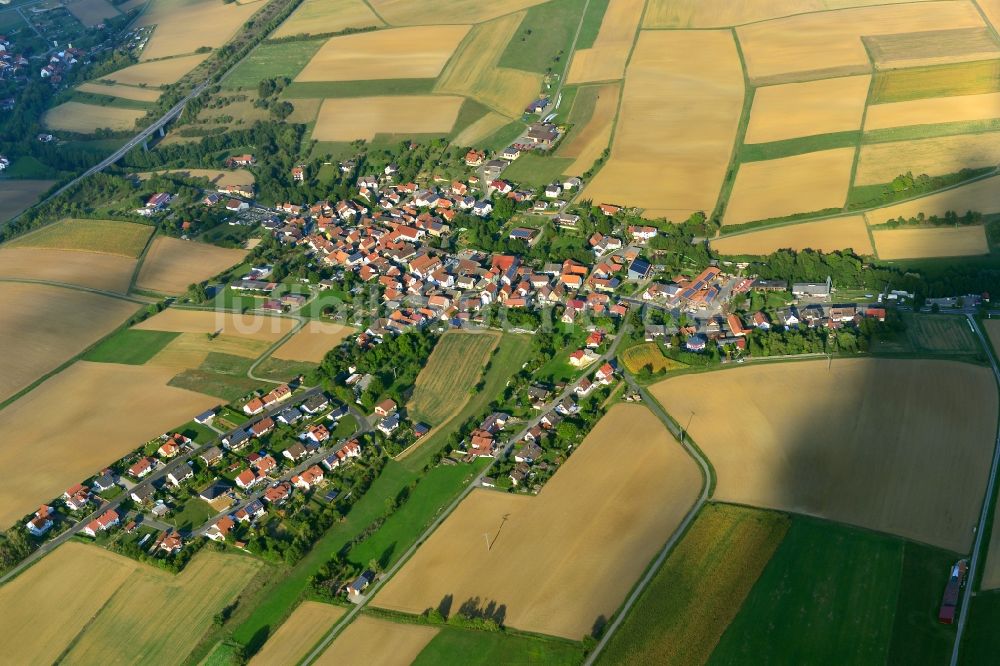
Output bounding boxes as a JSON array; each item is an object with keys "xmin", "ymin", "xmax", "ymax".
[
  {"xmin": 972, "ymin": 0, "xmax": 1000, "ymax": 43},
  {"xmin": 128, "ymin": 224, "xmax": 159, "ymax": 294},
  {"xmin": 846, "ymin": 54, "xmax": 877, "ymax": 210},
  {"xmin": 710, "ymin": 28, "xmax": 753, "ymax": 227},
  {"xmin": 0, "ymin": 277, "xmax": 147, "ymax": 303}
]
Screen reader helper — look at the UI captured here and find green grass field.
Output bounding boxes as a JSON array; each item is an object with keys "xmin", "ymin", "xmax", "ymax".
[
  {"xmin": 598, "ymin": 504, "xmax": 789, "ymax": 666},
  {"xmin": 177, "ymin": 419, "xmax": 219, "ymax": 445},
  {"xmin": 168, "ymin": 352, "xmax": 261, "ymax": 401},
  {"xmin": 739, "ymin": 131, "xmax": 860, "ymax": 162},
  {"xmin": 572, "ymin": 0, "xmax": 611, "ymax": 51},
  {"xmin": 83, "ymin": 328, "xmax": 179, "ymax": 365},
  {"xmin": 888, "ymin": 541, "xmax": 960, "ymax": 665},
  {"xmin": 870, "ymin": 59, "xmax": 1000, "ymax": 104},
  {"xmin": 411, "ymin": 625, "xmax": 584, "ymax": 665},
  {"xmin": 960, "ymin": 590, "xmax": 1000, "ymax": 664},
  {"xmin": 224, "ymin": 39, "xmax": 324, "ymax": 89},
  {"xmin": 252, "ymin": 356, "xmax": 318, "ymax": 383},
  {"xmin": 9, "ymin": 218, "xmax": 153, "ymax": 257},
  {"xmin": 480, "ymin": 120, "xmax": 528, "ymax": 152},
  {"xmin": 863, "ymin": 117, "xmax": 1000, "ymax": 144},
  {"xmin": 169, "ymin": 495, "xmax": 216, "ymax": 532},
  {"xmin": 498, "ymin": 0, "xmax": 586, "ymax": 75},
  {"xmin": 408, "ymin": 332, "xmax": 501, "ymax": 426},
  {"xmin": 871, "ymin": 313, "xmax": 982, "ymax": 359},
  {"xmin": 282, "ymin": 78, "xmax": 436, "ymax": 99},
  {"xmin": 500, "ymin": 154, "xmax": 574, "ymax": 188},
  {"xmin": 67, "ymin": 90, "xmax": 153, "ymax": 111}
]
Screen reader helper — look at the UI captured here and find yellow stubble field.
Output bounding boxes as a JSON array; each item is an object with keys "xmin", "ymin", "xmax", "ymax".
[
  {"xmin": 314, "ymin": 616, "xmax": 438, "ymax": 666},
  {"xmin": 855, "ymin": 133, "xmax": 1000, "ymax": 185},
  {"xmin": 135, "ymin": 308, "xmax": 295, "ymax": 342},
  {"xmin": 369, "ymin": 0, "xmax": 546, "ymax": 25},
  {"xmin": 865, "ymin": 91, "xmax": 1000, "ymax": 130},
  {"xmin": 272, "ymin": 322, "xmax": 355, "ymax": 363},
  {"xmin": 374, "ymin": 404, "xmax": 702, "ymax": 638},
  {"xmin": 643, "ymin": 0, "xmax": 940, "ymax": 28},
  {"xmin": 0, "ymin": 248, "xmax": 136, "ymax": 292},
  {"xmin": 137, "ymin": 168, "xmax": 256, "ymax": 186},
  {"xmin": 77, "ymin": 81, "xmax": 162, "ymax": 102},
  {"xmin": 452, "ymin": 110, "xmax": 510, "ymax": 147},
  {"xmin": 744, "ymin": 75, "xmax": 870, "ymax": 144},
  {"xmin": 296, "ymin": 26, "xmax": 470, "ymax": 82},
  {"xmin": 250, "ymin": 602, "xmax": 347, "ymax": 666},
  {"xmin": 312, "ymin": 95, "xmax": 465, "ymax": 142},
  {"xmin": 99, "ymin": 53, "xmax": 210, "ymax": 86},
  {"xmin": 870, "ymin": 225, "xmax": 989, "ymax": 259},
  {"xmin": 736, "ymin": 1, "xmax": 986, "ymax": 84},
  {"xmin": 723, "ymin": 147, "xmax": 855, "ymax": 225},
  {"xmin": 567, "ymin": 0, "xmax": 644, "ymax": 83},
  {"xmin": 558, "ymin": 83, "xmax": 621, "ymax": 176},
  {"xmin": 138, "ymin": 0, "xmax": 259, "ymax": 61},
  {"xmin": 135, "ymin": 236, "xmax": 247, "ymax": 294},
  {"xmin": 0, "ymin": 284, "xmax": 139, "ymax": 404},
  {"xmin": 43, "ymin": 102, "xmax": 144, "ymax": 133},
  {"xmin": 651, "ymin": 358, "xmax": 998, "ymax": 552},
  {"xmin": 582, "ymin": 30, "xmax": 744, "ymax": 219},
  {"xmin": 865, "ymin": 174, "xmax": 1000, "ymax": 221},
  {"xmin": 711, "ymin": 214, "xmax": 874, "ymax": 255},
  {"xmin": 271, "ymin": 0, "xmax": 383, "ymax": 38},
  {"xmin": 864, "ymin": 27, "xmax": 1000, "ymax": 70},
  {"xmin": 0, "ymin": 361, "xmax": 219, "ymax": 527}
]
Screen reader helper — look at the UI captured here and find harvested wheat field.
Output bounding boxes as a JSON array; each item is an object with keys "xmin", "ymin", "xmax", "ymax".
[
  {"xmin": 407, "ymin": 331, "xmax": 499, "ymax": 425},
  {"xmin": 62, "ymin": 550, "xmax": 262, "ymax": 665},
  {"xmin": 865, "ymin": 91, "xmax": 1000, "ymax": 130},
  {"xmin": 434, "ymin": 12, "xmax": 542, "ymax": 118},
  {"xmin": 138, "ymin": 0, "xmax": 259, "ymax": 61},
  {"xmin": 0, "ymin": 542, "xmax": 139, "ymax": 665},
  {"xmin": 736, "ymin": 2, "xmax": 986, "ymax": 84},
  {"xmin": 135, "ymin": 308, "xmax": 294, "ymax": 342},
  {"xmin": 296, "ymin": 26, "xmax": 470, "ymax": 82},
  {"xmin": 583, "ymin": 30, "xmax": 744, "ymax": 219},
  {"xmin": 0, "ymin": 361, "xmax": 218, "ymax": 527},
  {"xmin": 0, "ymin": 284, "xmax": 138, "ymax": 403},
  {"xmin": 643, "ymin": 0, "xmax": 939, "ymax": 28},
  {"xmin": 312, "ymin": 95, "xmax": 464, "ymax": 142},
  {"xmin": 651, "ymin": 358, "xmax": 998, "ymax": 552},
  {"xmin": 77, "ymin": 81, "xmax": 161, "ymax": 102},
  {"xmin": 9, "ymin": 218, "xmax": 152, "ymax": 257},
  {"xmin": 271, "ymin": 0, "xmax": 383, "ymax": 38},
  {"xmin": 137, "ymin": 168, "xmax": 255, "ymax": 186},
  {"xmin": 369, "ymin": 0, "xmax": 545, "ymax": 25},
  {"xmin": 43, "ymin": 102, "xmax": 143, "ymax": 133},
  {"xmin": 314, "ymin": 616, "xmax": 438, "ymax": 666},
  {"xmin": 250, "ymin": 602, "xmax": 347, "ymax": 666},
  {"xmin": 0, "ymin": 248, "xmax": 136, "ymax": 292},
  {"xmin": 980, "ymin": 0, "xmax": 1000, "ymax": 32},
  {"xmin": 866, "ymin": 174, "xmax": 1000, "ymax": 222},
  {"xmin": 724, "ymin": 148, "xmax": 855, "ymax": 225},
  {"xmin": 870, "ymin": 225, "xmax": 988, "ymax": 259},
  {"xmin": 712, "ymin": 214, "xmax": 874, "ymax": 255},
  {"xmin": 375, "ymin": 404, "xmax": 702, "ymax": 638},
  {"xmin": 567, "ymin": 0, "xmax": 644, "ymax": 84},
  {"xmin": 65, "ymin": 0, "xmax": 119, "ymax": 25},
  {"xmin": 100, "ymin": 53, "xmax": 210, "ymax": 87},
  {"xmin": 0, "ymin": 179, "xmax": 55, "ymax": 222},
  {"xmin": 135, "ymin": 236, "xmax": 246, "ymax": 294},
  {"xmin": 558, "ymin": 83, "xmax": 620, "ymax": 176},
  {"xmin": 452, "ymin": 110, "xmax": 510, "ymax": 147},
  {"xmin": 146, "ymin": 332, "xmax": 271, "ymax": 370},
  {"xmin": 864, "ymin": 27, "xmax": 1000, "ymax": 70},
  {"xmin": 856, "ymin": 133, "xmax": 1000, "ymax": 185},
  {"xmin": 272, "ymin": 322, "xmax": 355, "ymax": 363},
  {"xmin": 744, "ymin": 75, "xmax": 870, "ymax": 144}
]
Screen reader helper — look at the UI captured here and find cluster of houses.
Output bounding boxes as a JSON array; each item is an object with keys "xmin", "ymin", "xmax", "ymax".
[
  {"xmin": 136, "ymin": 192, "xmax": 172, "ymax": 216},
  {"xmin": 0, "ymin": 35, "xmax": 30, "ymax": 82},
  {"xmin": 39, "ymin": 46, "xmax": 84, "ymax": 82}
]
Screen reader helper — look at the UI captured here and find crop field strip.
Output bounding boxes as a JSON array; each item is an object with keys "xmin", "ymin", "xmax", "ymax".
[
  {"xmin": 249, "ymin": 602, "xmax": 346, "ymax": 665},
  {"xmin": 368, "ymin": 0, "xmax": 548, "ymax": 25},
  {"xmin": 97, "ymin": 53, "xmax": 211, "ymax": 87},
  {"xmin": 556, "ymin": 82, "xmax": 621, "ymax": 176},
  {"xmin": 0, "ymin": 248, "xmax": 138, "ymax": 292},
  {"xmin": 136, "ymin": 0, "xmax": 260, "ymax": 61},
  {"xmin": 743, "ymin": 75, "xmax": 870, "ymax": 144},
  {"xmin": 641, "ymin": 0, "xmax": 946, "ymax": 29},
  {"xmin": 312, "ymin": 95, "xmax": 466, "ymax": 142},
  {"xmin": 407, "ymin": 331, "xmax": 500, "ymax": 426},
  {"xmin": 711, "ymin": 213, "xmax": 874, "ymax": 255},
  {"xmin": 7, "ymin": 218, "xmax": 153, "ymax": 257},
  {"xmin": 566, "ymin": 0, "xmax": 645, "ymax": 84},
  {"xmin": 135, "ymin": 236, "xmax": 247, "ymax": 295},
  {"xmin": 271, "ymin": 322, "xmax": 355, "ymax": 363},
  {"xmin": 270, "ymin": 0, "xmax": 383, "ymax": 38},
  {"xmin": 43, "ymin": 102, "xmax": 145, "ymax": 133},
  {"xmin": 313, "ymin": 615, "xmax": 439, "ymax": 666},
  {"xmin": 870, "ymin": 224, "xmax": 990, "ymax": 259}
]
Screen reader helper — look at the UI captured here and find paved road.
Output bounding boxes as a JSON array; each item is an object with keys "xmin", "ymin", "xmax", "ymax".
[
  {"xmin": 300, "ymin": 320, "xmax": 630, "ymax": 665},
  {"xmin": 950, "ymin": 314, "xmax": 1000, "ymax": 665}
]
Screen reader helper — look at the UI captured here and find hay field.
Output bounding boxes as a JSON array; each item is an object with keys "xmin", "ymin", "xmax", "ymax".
[
  {"xmin": 250, "ymin": 602, "xmax": 346, "ymax": 666},
  {"xmin": 723, "ymin": 148, "xmax": 855, "ymax": 225},
  {"xmin": 451, "ymin": 110, "xmax": 510, "ymax": 147},
  {"xmin": 865, "ymin": 91, "xmax": 1000, "ymax": 130},
  {"xmin": 855, "ymin": 133, "xmax": 1000, "ymax": 185},
  {"xmin": 650, "ymin": 358, "xmax": 998, "ymax": 552},
  {"xmin": 620, "ymin": 342, "xmax": 687, "ymax": 374},
  {"xmin": 138, "ymin": 0, "xmax": 259, "ymax": 61},
  {"xmin": 135, "ymin": 236, "xmax": 246, "ymax": 294},
  {"xmin": 314, "ymin": 616, "xmax": 438, "ymax": 666},
  {"xmin": 735, "ymin": 2, "xmax": 986, "ymax": 84},
  {"xmin": 43, "ymin": 102, "xmax": 144, "ymax": 133},
  {"xmin": 77, "ymin": 81, "xmax": 161, "ymax": 102},
  {"xmin": 407, "ymin": 331, "xmax": 500, "ymax": 425},
  {"xmin": 62, "ymin": 550, "xmax": 262, "ymax": 664},
  {"xmin": 65, "ymin": 0, "xmax": 119, "ymax": 25},
  {"xmin": 0, "ymin": 284, "xmax": 139, "ymax": 404},
  {"xmin": 558, "ymin": 83, "xmax": 620, "ymax": 176},
  {"xmin": 0, "ymin": 179, "xmax": 54, "ymax": 223},
  {"xmin": 642, "ymin": 0, "xmax": 940, "ymax": 28},
  {"xmin": 312, "ymin": 95, "xmax": 464, "ymax": 142},
  {"xmin": 272, "ymin": 322, "xmax": 355, "ymax": 363},
  {"xmin": 146, "ymin": 332, "xmax": 271, "ymax": 370},
  {"xmin": 369, "ymin": 0, "xmax": 546, "ymax": 25},
  {"xmin": 135, "ymin": 308, "xmax": 295, "ymax": 342},
  {"xmin": 434, "ymin": 12, "xmax": 542, "ymax": 119},
  {"xmin": 582, "ymin": 30, "xmax": 744, "ymax": 219},
  {"xmin": 744, "ymin": 75, "xmax": 870, "ymax": 144},
  {"xmin": 100, "ymin": 53, "xmax": 209, "ymax": 86},
  {"xmin": 271, "ymin": 0, "xmax": 383, "ymax": 38},
  {"xmin": 712, "ymin": 214, "xmax": 874, "ymax": 255},
  {"xmin": 864, "ymin": 27, "xmax": 1000, "ymax": 70},
  {"xmin": 0, "ymin": 248, "xmax": 136, "ymax": 292},
  {"xmin": 567, "ymin": 0, "xmax": 644, "ymax": 84},
  {"xmin": 374, "ymin": 404, "xmax": 702, "ymax": 638},
  {"xmin": 295, "ymin": 26, "xmax": 470, "ymax": 82},
  {"xmin": 0, "ymin": 361, "xmax": 218, "ymax": 527},
  {"xmin": 870, "ymin": 225, "xmax": 989, "ymax": 259},
  {"xmin": 138, "ymin": 168, "xmax": 256, "ymax": 186},
  {"xmin": 9, "ymin": 218, "xmax": 152, "ymax": 257},
  {"xmin": 0, "ymin": 542, "xmax": 139, "ymax": 665},
  {"xmin": 865, "ymin": 174, "xmax": 1000, "ymax": 221}
]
